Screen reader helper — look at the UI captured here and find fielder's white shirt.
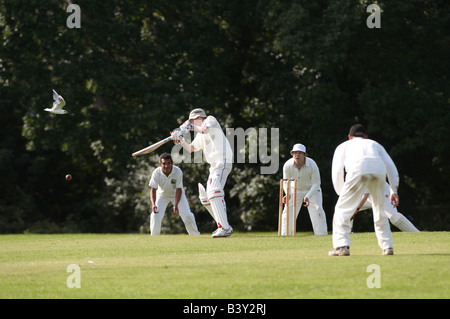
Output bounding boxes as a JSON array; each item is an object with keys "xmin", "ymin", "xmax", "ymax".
[
  {"xmin": 191, "ymin": 116, "xmax": 233, "ymax": 165},
  {"xmin": 149, "ymin": 166, "xmax": 184, "ymax": 198},
  {"xmin": 332, "ymin": 137, "xmax": 399, "ymax": 196},
  {"xmin": 283, "ymin": 157, "xmax": 322, "ymax": 199}
]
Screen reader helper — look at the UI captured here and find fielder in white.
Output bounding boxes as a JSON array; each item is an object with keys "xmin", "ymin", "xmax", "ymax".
[
  {"xmin": 281, "ymin": 144, "xmax": 328, "ymax": 235},
  {"xmin": 351, "ymin": 182, "xmax": 419, "ymax": 232},
  {"xmin": 330, "ymin": 124, "xmax": 399, "ymax": 256},
  {"xmin": 149, "ymin": 153, "xmax": 200, "ymax": 236},
  {"xmin": 172, "ymin": 108, "xmax": 234, "ymax": 238}
]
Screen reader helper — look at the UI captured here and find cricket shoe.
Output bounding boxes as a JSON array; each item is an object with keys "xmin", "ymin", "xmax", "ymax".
[
  {"xmin": 328, "ymin": 246, "xmax": 350, "ymax": 256},
  {"xmin": 382, "ymin": 248, "xmax": 394, "ymax": 255},
  {"xmin": 211, "ymin": 224, "xmax": 222, "ymax": 236},
  {"xmin": 211, "ymin": 226, "xmax": 233, "ymax": 238}
]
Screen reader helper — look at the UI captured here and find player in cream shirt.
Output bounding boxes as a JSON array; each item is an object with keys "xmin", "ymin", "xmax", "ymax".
[
  {"xmin": 330, "ymin": 124, "xmax": 399, "ymax": 256},
  {"xmin": 172, "ymin": 108, "xmax": 233, "ymax": 237},
  {"xmin": 149, "ymin": 153, "xmax": 200, "ymax": 236},
  {"xmin": 281, "ymin": 144, "xmax": 328, "ymax": 235}
]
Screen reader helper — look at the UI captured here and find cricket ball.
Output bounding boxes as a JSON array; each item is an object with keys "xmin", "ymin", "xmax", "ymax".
[{"xmin": 65, "ymin": 174, "xmax": 72, "ymax": 181}]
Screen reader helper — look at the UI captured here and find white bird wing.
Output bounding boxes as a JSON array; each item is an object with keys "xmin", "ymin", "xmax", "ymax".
[
  {"xmin": 52, "ymin": 97, "xmax": 66, "ymax": 110},
  {"xmin": 51, "ymin": 90, "xmax": 66, "ymax": 110},
  {"xmin": 53, "ymin": 90, "xmax": 59, "ymax": 102}
]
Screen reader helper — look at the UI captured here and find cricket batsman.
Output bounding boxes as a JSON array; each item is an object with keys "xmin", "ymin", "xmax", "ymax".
[{"xmin": 171, "ymin": 108, "xmax": 234, "ymax": 237}]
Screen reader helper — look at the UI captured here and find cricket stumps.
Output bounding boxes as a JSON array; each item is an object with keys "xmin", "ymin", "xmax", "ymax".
[{"xmin": 278, "ymin": 179, "xmax": 297, "ymax": 236}]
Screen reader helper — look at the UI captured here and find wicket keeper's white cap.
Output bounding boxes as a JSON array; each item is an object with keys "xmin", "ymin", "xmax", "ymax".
[
  {"xmin": 290, "ymin": 144, "xmax": 307, "ymax": 155},
  {"xmin": 189, "ymin": 108, "xmax": 207, "ymax": 120}
]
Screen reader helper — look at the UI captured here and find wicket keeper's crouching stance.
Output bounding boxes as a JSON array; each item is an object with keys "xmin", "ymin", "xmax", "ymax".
[
  {"xmin": 281, "ymin": 143, "xmax": 328, "ymax": 236},
  {"xmin": 171, "ymin": 108, "xmax": 234, "ymax": 238},
  {"xmin": 330, "ymin": 124, "xmax": 399, "ymax": 256},
  {"xmin": 149, "ymin": 153, "xmax": 200, "ymax": 236}
]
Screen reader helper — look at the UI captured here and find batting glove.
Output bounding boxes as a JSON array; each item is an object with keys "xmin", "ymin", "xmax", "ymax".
[
  {"xmin": 179, "ymin": 120, "xmax": 194, "ymax": 133},
  {"xmin": 170, "ymin": 130, "xmax": 183, "ymax": 144}
]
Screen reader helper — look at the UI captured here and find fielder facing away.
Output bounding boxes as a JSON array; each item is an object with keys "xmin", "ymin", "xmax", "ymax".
[
  {"xmin": 149, "ymin": 153, "xmax": 200, "ymax": 236},
  {"xmin": 330, "ymin": 124, "xmax": 399, "ymax": 256},
  {"xmin": 172, "ymin": 108, "xmax": 234, "ymax": 238},
  {"xmin": 281, "ymin": 144, "xmax": 328, "ymax": 235}
]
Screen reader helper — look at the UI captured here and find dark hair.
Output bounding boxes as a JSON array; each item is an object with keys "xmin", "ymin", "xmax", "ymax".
[
  {"xmin": 349, "ymin": 124, "xmax": 367, "ymax": 137},
  {"xmin": 159, "ymin": 153, "xmax": 173, "ymax": 163}
]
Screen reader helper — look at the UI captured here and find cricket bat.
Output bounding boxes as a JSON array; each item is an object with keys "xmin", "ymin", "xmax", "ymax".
[{"xmin": 132, "ymin": 136, "xmax": 172, "ymax": 157}]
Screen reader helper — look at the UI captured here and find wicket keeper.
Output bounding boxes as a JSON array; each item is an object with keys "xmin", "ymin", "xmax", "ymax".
[{"xmin": 281, "ymin": 144, "xmax": 328, "ymax": 235}]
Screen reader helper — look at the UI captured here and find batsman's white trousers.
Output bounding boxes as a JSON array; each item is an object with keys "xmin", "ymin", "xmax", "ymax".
[
  {"xmin": 333, "ymin": 173, "xmax": 393, "ymax": 250},
  {"xmin": 150, "ymin": 194, "xmax": 200, "ymax": 235},
  {"xmin": 207, "ymin": 161, "xmax": 232, "ymax": 191},
  {"xmin": 206, "ymin": 161, "xmax": 232, "ymax": 229},
  {"xmin": 281, "ymin": 189, "xmax": 328, "ymax": 235}
]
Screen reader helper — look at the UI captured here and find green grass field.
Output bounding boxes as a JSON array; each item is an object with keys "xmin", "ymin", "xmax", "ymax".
[{"xmin": 0, "ymin": 232, "xmax": 448, "ymax": 299}]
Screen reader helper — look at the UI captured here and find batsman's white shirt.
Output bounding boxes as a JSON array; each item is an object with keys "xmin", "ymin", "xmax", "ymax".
[
  {"xmin": 191, "ymin": 116, "xmax": 233, "ymax": 166},
  {"xmin": 149, "ymin": 166, "xmax": 184, "ymax": 198}
]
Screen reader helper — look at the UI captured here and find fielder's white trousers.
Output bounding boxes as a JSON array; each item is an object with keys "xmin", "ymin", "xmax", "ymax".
[
  {"xmin": 281, "ymin": 189, "xmax": 328, "ymax": 235},
  {"xmin": 359, "ymin": 183, "xmax": 398, "ymax": 219},
  {"xmin": 333, "ymin": 173, "xmax": 393, "ymax": 250},
  {"xmin": 357, "ymin": 184, "xmax": 419, "ymax": 232},
  {"xmin": 150, "ymin": 194, "xmax": 200, "ymax": 235}
]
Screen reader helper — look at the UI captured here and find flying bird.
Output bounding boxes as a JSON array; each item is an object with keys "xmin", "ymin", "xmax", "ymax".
[{"xmin": 44, "ymin": 90, "xmax": 68, "ymax": 114}]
